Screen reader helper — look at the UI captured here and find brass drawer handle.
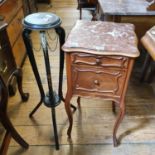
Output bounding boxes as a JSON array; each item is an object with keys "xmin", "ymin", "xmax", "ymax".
[
  {"xmin": 96, "ymin": 58, "xmax": 101, "ymax": 65},
  {"xmin": 94, "ymin": 80, "xmax": 100, "ymax": 85}
]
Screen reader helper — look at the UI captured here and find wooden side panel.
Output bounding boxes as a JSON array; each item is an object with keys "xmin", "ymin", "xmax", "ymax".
[
  {"xmin": 0, "ymin": 0, "xmax": 26, "ymax": 67},
  {"xmin": 7, "ymin": 9, "xmax": 24, "ymax": 47},
  {"xmin": 12, "ymin": 34, "xmax": 26, "ymax": 67},
  {"xmin": 72, "ymin": 66, "xmax": 126, "ymax": 99}
]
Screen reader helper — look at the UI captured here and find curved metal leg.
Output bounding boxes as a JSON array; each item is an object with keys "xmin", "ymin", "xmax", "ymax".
[
  {"xmin": 113, "ymin": 102, "xmax": 125, "ymax": 146},
  {"xmin": 13, "ymin": 68, "xmax": 29, "ymax": 102},
  {"xmin": 55, "ymin": 26, "xmax": 65, "ymax": 101},
  {"xmin": 29, "ymin": 99, "xmax": 43, "ymax": 117},
  {"xmin": 55, "ymin": 26, "xmax": 77, "ymax": 111},
  {"xmin": 22, "ymin": 29, "xmax": 45, "ymax": 117},
  {"xmin": 40, "ymin": 31, "xmax": 59, "ymax": 149},
  {"xmin": 51, "ymin": 107, "xmax": 59, "ymax": 150}
]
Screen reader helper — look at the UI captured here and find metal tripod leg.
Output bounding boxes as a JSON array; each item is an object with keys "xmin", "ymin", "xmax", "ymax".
[
  {"xmin": 22, "ymin": 29, "xmax": 45, "ymax": 117},
  {"xmin": 40, "ymin": 31, "xmax": 59, "ymax": 149},
  {"xmin": 55, "ymin": 26, "xmax": 76, "ymax": 111}
]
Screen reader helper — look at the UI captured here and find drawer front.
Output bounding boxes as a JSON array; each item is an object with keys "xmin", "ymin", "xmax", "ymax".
[
  {"xmin": 7, "ymin": 9, "xmax": 24, "ymax": 47},
  {"xmin": 72, "ymin": 66, "xmax": 126, "ymax": 98},
  {"xmin": 71, "ymin": 53, "xmax": 129, "ymax": 69},
  {"xmin": 0, "ymin": 47, "xmax": 16, "ymax": 82}
]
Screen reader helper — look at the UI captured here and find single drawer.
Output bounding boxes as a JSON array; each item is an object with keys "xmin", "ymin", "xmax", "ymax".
[
  {"xmin": 71, "ymin": 53, "xmax": 129, "ymax": 69},
  {"xmin": 7, "ymin": 8, "xmax": 24, "ymax": 47},
  {"xmin": 72, "ymin": 66, "xmax": 126, "ymax": 98}
]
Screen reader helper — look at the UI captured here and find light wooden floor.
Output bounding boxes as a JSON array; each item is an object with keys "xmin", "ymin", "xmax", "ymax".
[{"xmin": 1, "ymin": 0, "xmax": 155, "ymax": 154}]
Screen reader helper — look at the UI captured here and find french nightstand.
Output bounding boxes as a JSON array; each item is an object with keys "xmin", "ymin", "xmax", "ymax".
[{"xmin": 62, "ymin": 20, "xmax": 140, "ymax": 146}]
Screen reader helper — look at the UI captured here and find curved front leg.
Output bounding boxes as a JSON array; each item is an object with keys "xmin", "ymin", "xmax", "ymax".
[
  {"xmin": 55, "ymin": 26, "xmax": 65, "ymax": 101},
  {"xmin": 13, "ymin": 68, "xmax": 29, "ymax": 102},
  {"xmin": 112, "ymin": 101, "xmax": 116, "ymax": 113},
  {"xmin": 113, "ymin": 102, "xmax": 125, "ymax": 146},
  {"xmin": 77, "ymin": 96, "xmax": 81, "ymax": 107},
  {"xmin": 0, "ymin": 113, "xmax": 29, "ymax": 149},
  {"xmin": 0, "ymin": 75, "xmax": 29, "ymax": 153},
  {"xmin": 65, "ymin": 91, "xmax": 73, "ymax": 138}
]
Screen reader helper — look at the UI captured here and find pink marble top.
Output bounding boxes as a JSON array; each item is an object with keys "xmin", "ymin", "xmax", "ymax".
[
  {"xmin": 62, "ymin": 20, "xmax": 140, "ymax": 58},
  {"xmin": 141, "ymin": 26, "xmax": 155, "ymax": 60},
  {"xmin": 98, "ymin": 0, "xmax": 155, "ymax": 16}
]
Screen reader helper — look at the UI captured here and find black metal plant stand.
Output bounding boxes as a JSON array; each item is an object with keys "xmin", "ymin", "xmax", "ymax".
[{"xmin": 22, "ymin": 12, "xmax": 75, "ymax": 150}]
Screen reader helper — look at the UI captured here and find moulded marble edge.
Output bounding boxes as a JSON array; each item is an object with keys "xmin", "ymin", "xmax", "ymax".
[{"xmin": 62, "ymin": 46, "xmax": 140, "ymax": 58}]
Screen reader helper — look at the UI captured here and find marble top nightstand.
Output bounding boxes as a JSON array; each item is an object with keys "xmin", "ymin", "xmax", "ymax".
[{"xmin": 62, "ymin": 20, "xmax": 140, "ymax": 147}]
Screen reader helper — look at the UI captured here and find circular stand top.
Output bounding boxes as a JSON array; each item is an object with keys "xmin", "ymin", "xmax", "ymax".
[{"xmin": 23, "ymin": 12, "xmax": 61, "ymax": 30}]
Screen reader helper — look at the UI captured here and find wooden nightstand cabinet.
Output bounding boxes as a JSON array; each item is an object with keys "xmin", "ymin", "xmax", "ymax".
[
  {"xmin": 70, "ymin": 53, "xmax": 129, "ymax": 101},
  {"xmin": 65, "ymin": 51, "xmax": 135, "ymax": 146},
  {"xmin": 62, "ymin": 20, "xmax": 140, "ymax": 146}
]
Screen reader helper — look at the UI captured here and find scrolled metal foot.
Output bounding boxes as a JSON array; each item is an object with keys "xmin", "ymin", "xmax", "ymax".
[{"xmin": 21, "ymin": 93, "xmax": 29, "ymax": 102}]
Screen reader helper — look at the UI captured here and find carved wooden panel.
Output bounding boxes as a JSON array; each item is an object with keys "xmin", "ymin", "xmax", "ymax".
[
  {"xmin": 71, "ymin": 53, "xmax": 129, "ymax": 69},
  {"xmin": 71, "ymin": 58, "xmax": 127, "ymax": 100}
]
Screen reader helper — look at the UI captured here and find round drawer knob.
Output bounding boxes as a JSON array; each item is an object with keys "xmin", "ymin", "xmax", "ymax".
[
  {"xmin": 96, "ymin": 59, "xmax": 101, "ymax": 65},
  {"xmin": 94, "ymin": 80, "xmax": 100, "ymax": 85}
]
